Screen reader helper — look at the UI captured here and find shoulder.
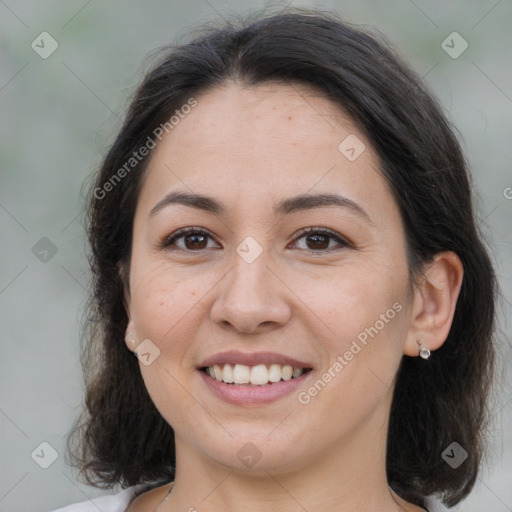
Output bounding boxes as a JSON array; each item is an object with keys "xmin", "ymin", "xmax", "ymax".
[
  {"xmin": 50, "ymin": 485, "xmax": 146, "ymax": 512},
  {"xmin": 125, "ymin": 482, "xmax": 174, "ymax": 511},
  {"xmin": 423, "ymin": 496, "xmax": 451, "ymax": 512},
  {"xmin": 51, "ymin": 482, "xmax": 173, "ymax": 512}
]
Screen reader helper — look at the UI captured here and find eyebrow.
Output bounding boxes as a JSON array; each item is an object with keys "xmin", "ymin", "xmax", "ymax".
[{"xmin": 149, "ymin": 190, "xmax": 372, "ymax": 222}]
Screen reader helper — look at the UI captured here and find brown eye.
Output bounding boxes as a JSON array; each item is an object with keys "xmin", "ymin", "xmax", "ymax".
[
  {"xmin": 304, "ymin": 233, "xmax": 330, "ymax": 250},
  {"xmin": 162, "ymin": 228, "xmax": 218, "ymax": 251},
  {"xmin": 182, "ymin": 233, "xmax": 208, "ymax": 250},
  {"xmin": 291, "ymin": 227, "xmax": 352, "ymax": 252}
]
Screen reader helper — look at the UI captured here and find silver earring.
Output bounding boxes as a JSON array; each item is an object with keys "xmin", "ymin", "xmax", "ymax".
[
  {"xmin": 125, "ymin": 332, "xmax": 136, "ymax": 344},
  {"xmin": 416, "ymin": 338, "xmax": 430, "ymax": 359}
]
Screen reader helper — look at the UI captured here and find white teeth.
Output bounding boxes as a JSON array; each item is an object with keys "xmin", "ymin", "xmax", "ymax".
[
  {"xmin": 222, "ymin": 364, "xmax": 234, "ymax": 383},
  {"xmin": 213, "ymin": 364, "xmax": 223, "ymax": 381},
  {"xmin": 233, "ymin": 364, "xmax": 250, "ymax": 384},
  {"xmin": 250, "ymin": 364, "xmax": 269, "ymax": 385},
  {"xmin": 268, "ymin": 364, "xmax": 282, "ymax": 382},
  {"xmin": 281, "ymin": 365, "xmax": 293, "ymax": 381},
  {"xmin": 206, "ymin": 363, "xmax": 306, "ymax": 385}
]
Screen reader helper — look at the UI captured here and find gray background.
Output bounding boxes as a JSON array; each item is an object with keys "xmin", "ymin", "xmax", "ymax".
[{"xmin": 1, "ymin": 1, "xmax": 511, "ymax": 511}]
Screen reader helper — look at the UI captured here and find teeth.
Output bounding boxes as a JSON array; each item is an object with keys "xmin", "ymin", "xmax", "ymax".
[
  {"xmin": 250, "ymin": 364, "xmax": 268, "ymax": 385},
  {"xmin": 205, "ymin": 363, "xmax": 306, "ymax": 385},
  {"xmin": 233, "ymin": 364, "xmax": 250, "ymax": 384},
  {"xmin": 292, "ymin": 367, "xmax": 302, "ymax": 378},
  {"xmin": 222, "ymin": 363, "xmax": 234, "ymax": 383},
  {"xmin": 281, "ymin": 365, "xmax": 293, "ymax": 381},
  {"xmin": 213, "ymin": 364, "xmax": 223, "ymax": 381},
  {"xmin": 268, "ymin": 364, "xmax": 282, "ymax": 382}
]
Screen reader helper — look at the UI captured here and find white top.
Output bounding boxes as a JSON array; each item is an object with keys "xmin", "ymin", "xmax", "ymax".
[{"xmin": 51, "ymin": 486, "xmax": 450, "ymax": 512}]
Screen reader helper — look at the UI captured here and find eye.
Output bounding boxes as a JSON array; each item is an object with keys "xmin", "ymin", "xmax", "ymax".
[
  {"xmin": 161, "ymin": 226, "xmax": 352, "ymax": 253},
  {"xmin": 289, "ymin": 227, "xmax": 352, "ymax": 252},
  {"xmin": 161, "ymin": 227, "xmax": 219, "ymax": 251}
]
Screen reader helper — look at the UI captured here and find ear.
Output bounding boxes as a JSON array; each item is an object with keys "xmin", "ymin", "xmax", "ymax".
[
  {"xmin": 404, "ymin": 251, "xmax": 464, "ymax": 357},
  {"xmin": 124, "ymin": 320, "xmax": 138, "ymax": 351}
]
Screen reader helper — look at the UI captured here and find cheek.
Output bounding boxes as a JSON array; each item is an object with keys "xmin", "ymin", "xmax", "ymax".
[
  {"xmin": 297, "ymin": 262, "xmax": 409, "ymax": 411},
  {"xmin": 129, "ymin": 262, "xmax": 208, "ymax": 353},
  {"xmin": 129, "ymin": 264, "xmax": 209, "ymax": 425},
  {"xmin": 297, "ymin": 259, "xmax": 407, "ymax": 344},
  {"xmin": 296, "ymin": 293, "xmax": 406, "ymax": 440}
]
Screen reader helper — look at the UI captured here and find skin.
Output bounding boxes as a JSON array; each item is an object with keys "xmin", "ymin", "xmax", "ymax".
[{"xmin": 123, "ymin": 81, "xmax": 463, "ymax": 511}]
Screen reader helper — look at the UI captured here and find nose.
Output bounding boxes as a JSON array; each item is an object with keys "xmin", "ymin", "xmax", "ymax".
[{"xmin": 209, "ymin": 249, "xmax": 292, "ymax": 334}]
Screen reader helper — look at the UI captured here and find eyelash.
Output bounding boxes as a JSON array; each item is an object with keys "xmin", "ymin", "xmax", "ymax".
[{"xmin": 161, "ymin": 226, "xmax": 353, "ymax": 254}]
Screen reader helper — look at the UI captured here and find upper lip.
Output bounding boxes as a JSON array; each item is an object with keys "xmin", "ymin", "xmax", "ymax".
[{"xmin": 198, "ymin": 350, "xmax": 312, "ymax": 369}]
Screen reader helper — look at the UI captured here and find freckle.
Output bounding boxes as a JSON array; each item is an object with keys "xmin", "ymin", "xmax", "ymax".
[
  {"xmin": 288, "ymin": 116, "xmax": 292, "ymax": 120},
  {"xmin": 159, "ymin": 301, "xmax": 164, "ymax": 306}
]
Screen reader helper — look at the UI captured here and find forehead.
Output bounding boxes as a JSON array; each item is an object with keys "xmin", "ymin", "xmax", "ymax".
[
  {"xmin": 165, "ymin": 80, "xmax": 362, "ymax": 153},
  {"xmin": 135, "ymin": 81, "xmax": 392, "ymax": 221}
]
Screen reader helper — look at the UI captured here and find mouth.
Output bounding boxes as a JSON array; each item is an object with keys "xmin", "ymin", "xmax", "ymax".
[
  {"xmin": 201, "ymin": 363, "xmax": 313, "ymax": 386},
  {"xmin": 196, "ymin": 351, "xmax": 314, "ymax": 405}
]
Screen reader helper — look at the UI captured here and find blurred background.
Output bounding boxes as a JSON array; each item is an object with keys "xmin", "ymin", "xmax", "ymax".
[{"xmin": 1, "ymin": 1, "xmax": 511, "ymax": 510}]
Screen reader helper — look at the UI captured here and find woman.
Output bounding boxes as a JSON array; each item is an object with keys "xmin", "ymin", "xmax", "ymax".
[{"xmin": 54, "ymin": 8, "xmax": 497, "ymax": 512}]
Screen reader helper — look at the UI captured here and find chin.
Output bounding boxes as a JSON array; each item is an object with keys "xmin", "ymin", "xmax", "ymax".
[{"xmin": 187, "ymin": 421, "xmax": 312, "ymax": 474}]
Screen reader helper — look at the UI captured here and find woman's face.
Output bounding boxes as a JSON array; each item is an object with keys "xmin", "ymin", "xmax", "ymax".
[{"xmin": 126, "ymin": 81, "xmax": 417, "ymax": 475}]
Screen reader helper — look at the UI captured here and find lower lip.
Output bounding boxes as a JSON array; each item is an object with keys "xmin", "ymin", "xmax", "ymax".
[{"xmin": 198, "ymin": 370, "xmax": 312, "ymax": 405}]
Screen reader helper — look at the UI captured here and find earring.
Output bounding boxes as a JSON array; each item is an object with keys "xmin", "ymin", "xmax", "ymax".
[
  {"xmin": 125, "ymin": 332, "xmax": 136, "ymax": 345},
  {"xmin": 416, "ymin": 338, "xmax": 431, "ymax": 359}
]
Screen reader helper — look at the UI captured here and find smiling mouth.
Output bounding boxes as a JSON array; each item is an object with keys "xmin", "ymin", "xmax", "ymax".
[{"xmin": 201, "ymin": 363, "xmax": 313, "ymax": 386}]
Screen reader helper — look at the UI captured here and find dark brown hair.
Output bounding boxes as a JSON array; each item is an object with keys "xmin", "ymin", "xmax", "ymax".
[{"xmin": 68, "ymin": 7, "xmax": 497, "ymax": 507}]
